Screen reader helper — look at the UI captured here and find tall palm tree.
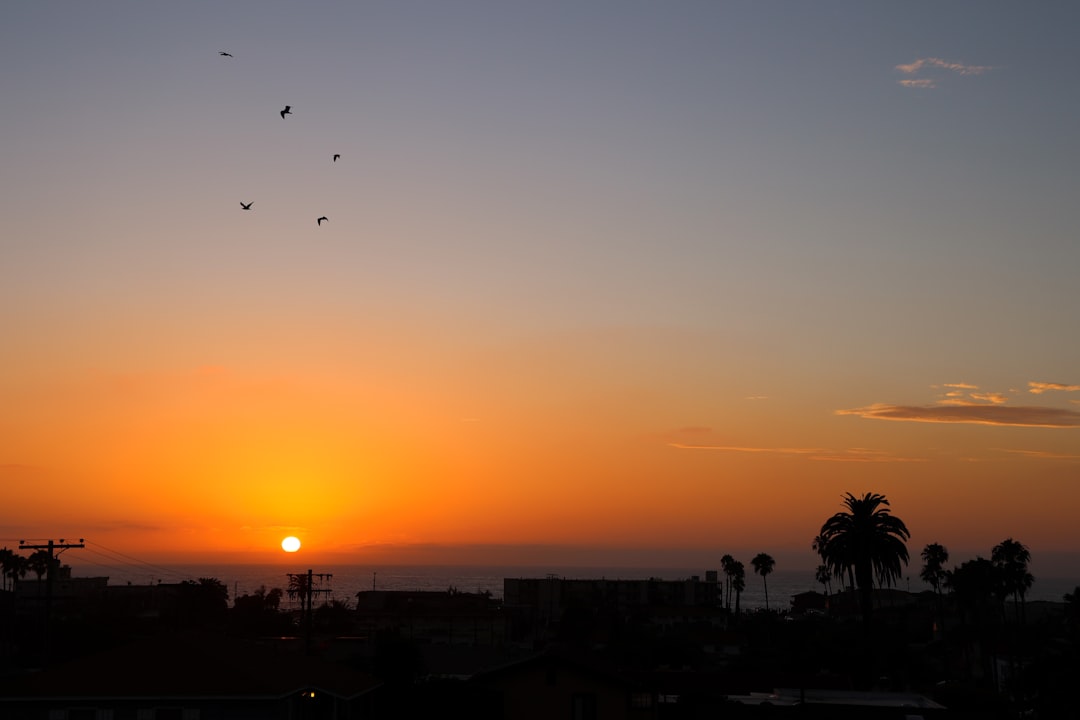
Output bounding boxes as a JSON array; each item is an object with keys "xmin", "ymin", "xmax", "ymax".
[
  {"xmin": 751, "ymin": 552, "xmax": 775, "ymax": 611},
  {"xmin": 920, "ymin": 543, "xmax": 949, "ymax": 595},
  {"xmin": 731, "ymin": 561, "xmax": 746, "ymax": 615},
  {"xmin": 27, "ymin": 549, "xmax": 52, "ymax": 594},
  {"xmin": 947, "ymin": 557, "xmax": 1007, "ymax": 681},
  {"xmin": 720, "ymin": 554, "xmax": 735, "ymax": 610},
  {"xmin": 992, "ymin": 537, "xmax": 1033, "ymax": 624},
  {"xmin": 817, "ymin": 492, "xmax": 910, "ymax": 628},
  {"xmin": 921, "ymin": 542, "xmax": 949, "ymax": 638},
  {"xmin": 3, "ymin": 553, "xmax": 29, "ymax": 591},
  {"xmin": 815, "ymin": 564, "xmax": 832, "ymax": 596},
  {"xmin": 0, "ymin": 547, "xmax": 15, "ymax": 592}
]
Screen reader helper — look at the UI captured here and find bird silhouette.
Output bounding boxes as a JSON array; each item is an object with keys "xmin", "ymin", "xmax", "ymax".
[
  {"xmin": 317, "ymin": 216, "xmax": 328, "ymax": 226},
  {"xmin": 219, "ymin": 51, "xmax": 233, "ymax": 57},
  {"xmin": 280, "ymin": 105, "xmax": 292, "ymax": 119},
  {"xmin": 240, "ymin": 202, "xmax": 252, "ymax": 210},
  {"xmin": 333, "ymin": 154, "xmax": 340, "ymax": 162}
]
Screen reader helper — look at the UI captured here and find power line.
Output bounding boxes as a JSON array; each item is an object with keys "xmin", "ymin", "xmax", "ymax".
[
  {"xmin": 82, "ymin": 541, "xmax": 196, "ymax": 582},
  {"xmin": 18, "ymin": 538, "xmax": 85, "ymax": 667}
]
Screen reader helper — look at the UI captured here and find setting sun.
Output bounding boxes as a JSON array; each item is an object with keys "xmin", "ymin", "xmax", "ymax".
[{"xmin": 281, "ymin": 536, "xmax": 301, "ymax": 553}]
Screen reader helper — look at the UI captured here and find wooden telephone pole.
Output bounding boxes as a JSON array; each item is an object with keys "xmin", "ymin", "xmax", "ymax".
[
  {"xmin": 18, "ymin": 538, "xmax": 85, "ymax": 666},
  {"xmin": 286, "ymin": 569, "xmax": 332, "ymax": 655}
]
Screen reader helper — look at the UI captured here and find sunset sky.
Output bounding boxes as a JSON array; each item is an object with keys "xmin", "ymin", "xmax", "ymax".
[{"xmin": 3, "ymin": 2, "xmax": 1079, "ymax": 576}]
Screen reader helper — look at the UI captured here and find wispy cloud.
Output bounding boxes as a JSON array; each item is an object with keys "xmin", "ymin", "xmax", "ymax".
[
  {"xmin": 669, "ymin": 443, "xmax": 921, "ymax": 463},
  {"xmin": 897, "ymin": 57, "xmax": 993, "ymax": 75},
  {"xmin": 809, "ymin": 451, "xmax": 926, "ymax": 464},
  {"xmin": 837, "ymin": 403, "xmax": 1080, "ymax": 428},
  {"xmin": 1028, "ymin": 381, "xmax": 1080, "ymax": 394},
  {"xmin": 932, "ymin": 383, "xmax": 1016, "ymax": 407},
  {"xmin": 669, "ymin": 443, "xmax": 822, "ymax": 455},
  {"xmin": 995, "ymin": 448, "xmax": 1080, "ymax": 461},
  {"xmin": 899, "ymin": 78, "xmax": 936, "ymax": 89},
  {"xmin": 896, "ymin": 57, "xmax": 993, "ymax": 87},
  {"xmin": 970, "ymin": 392, "xmax": 1009, "ymax": 405}
]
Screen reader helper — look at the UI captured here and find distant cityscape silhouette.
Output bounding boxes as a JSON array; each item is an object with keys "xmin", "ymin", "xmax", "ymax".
[{"xmin": 3, "ymin": 492, "xmax": 1077, "ymax": 717}]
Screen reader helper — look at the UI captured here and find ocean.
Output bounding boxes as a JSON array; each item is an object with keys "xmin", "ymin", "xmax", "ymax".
[{"xmin": 68, "ymin": 561, "xmax": 1079, "ymax": 612}]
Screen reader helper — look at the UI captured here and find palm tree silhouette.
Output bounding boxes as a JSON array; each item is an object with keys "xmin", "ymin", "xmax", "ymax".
[
  {"xmin": 731, "ymin": 560, "xmax": 746, "ymax": 615},
  {"xmin": 817, "ymin": 492, "xmax": 910, "ymax": 628},
  {"xmin": 27, "ymin": 549, "xmax": 51, "ymax": 595},
  {"xmin": 947, "ymin": 557, "xmax": 1004, "ymax": 681},
  {"xmin": 0, "ymin": 548, "xmax": 17, "ymax": 595},
  {"xmin": 992, "ymin": 537, "xmax": 1033, "ymax": 625},
  {"xmin": 2, "ymin": 552, "xmax": 29, "ymax": 592},
  {"xmin": 921, "ymin": 542, "xmax": 949, "ymax": 637},
  {"xmin": 0, "ymin": 547, "xmax": 15, "ymax": 591},
  {"xmin": 751, "ymin": 552, "xmax": 775, "ymax": 611},
  {"xmin": 815, "ymin": 564, "xmax": 832, "ymax": 596},
  {"xmin": 921, "ymin": 542, "xmax": 949, "ymax": 593},
  {"xmin": 720, "ymin": 554, "xmax": 736, "ymax": 610}
]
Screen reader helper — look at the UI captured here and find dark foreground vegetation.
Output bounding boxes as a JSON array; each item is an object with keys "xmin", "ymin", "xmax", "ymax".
[{"xmin": 1, "ymin": 494, "xmax": 1077, "ymax": 718}]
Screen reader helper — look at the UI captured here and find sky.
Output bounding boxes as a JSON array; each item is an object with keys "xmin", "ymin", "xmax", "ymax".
[{"xmin": 2, "ymin": 2, "xmax": 1079, "ymax": 577}]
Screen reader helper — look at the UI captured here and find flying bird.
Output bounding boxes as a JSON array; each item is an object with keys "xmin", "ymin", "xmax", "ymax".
[
  {"xmin": 317, "ymin": 216, "xmax": 328, "ymax": 226},
  {"xmin": 219, "ymin": 51, "xmax": 233, "ymax": 57},
  {"xmin": 333, "ymin": 154, "xmax": 340, "ymax": 162},
  {"xmin": 240, "ymin": 202, "xmax": 252, "ymax": 210},
  {"xmin": 280, "ymin": 105, "xmax": 292, "ymax": 119}
]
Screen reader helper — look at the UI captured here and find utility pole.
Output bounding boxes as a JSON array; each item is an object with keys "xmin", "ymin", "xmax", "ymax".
[
  {"xmin": 18, "ymin": 538, "xmax": 84, "ymax": 666},
  {"xmin": 286, "ymin": 569, "xmax": 332, "ymax": 655}
]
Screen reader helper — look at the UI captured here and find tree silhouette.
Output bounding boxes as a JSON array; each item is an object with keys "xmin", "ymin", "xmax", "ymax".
[
  {"xmin": 1, "ymin": 551, "xmax": 29, "ymax": 591},
  {"xmin": 720, "ymin": 554, "xmax": 736, "ymax": 610},
  {"xmin": 177, "ymin": 577, "xmax": 229, "ymax": 627},
  {"xmin": 946, "ymin": 557, "xmax": 1005, "ymax": 682},
  {"xmin": 992, "ymin": 537, "xmax": 1033, "ymax": 625},
  {"xmin": 234, "ymin": 585, "xmax": 283, "ymax": 613},
  {"xmin": 921, "ymin": 542, "xmax": 949, "ymax": 638},
  {"xmin": 27, "ymin": 549, "xmax": 52, "ymax": 594},
  {"xmin": 815, "ymin": 564, "xmax": 831, "ymax": 596},
  {"xmin": 817, "ymin": 492, "xmax": 910, "ymax": 628},
  {"xmin": 920, "ymin": 543, "xmax": 949, "ymax": 593},
  {"xmin": 731, "ymin": 560, "xmax": 746, "ymax": 615},
  {"xmin": 751, "ymin": 552, "xmax": 775, "ymax": 610},
  {"xmin": 0, "ymin": 548, "xmax": 15, "ymax": 591}
]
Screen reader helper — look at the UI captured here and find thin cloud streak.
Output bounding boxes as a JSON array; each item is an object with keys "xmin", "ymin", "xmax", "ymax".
[
  {"xmin": 808, "ymin": 453, "xmax": 926, "ymax": 464},
  {"xmin": 996, "ymin": 448, "xmax": 1080, "ymax": 461},
  {"xmin": 669, "ymin": 443, "xmax": 920, "ymax": 463},
  {"xmin": 837, "ymin": 403, "xmax": 1080, "ymax": 428},
  {"xmin": 896, "ymin": 57, "xmax": 993, "ymax": 75},
  {"xmin": 896, "ymin": 57, "xmax": 993, "ymax": 88},
  {"xmin": 669, "ymin": 443, "xmax": 822, "ymax": 455},
  {"xmin": 1029, "ymin": 381, "xmax": 1080, "ymax": 394},
  {"xmin": 970, "ymin": 392, "xmax": 1009, "ymax": 404}
]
